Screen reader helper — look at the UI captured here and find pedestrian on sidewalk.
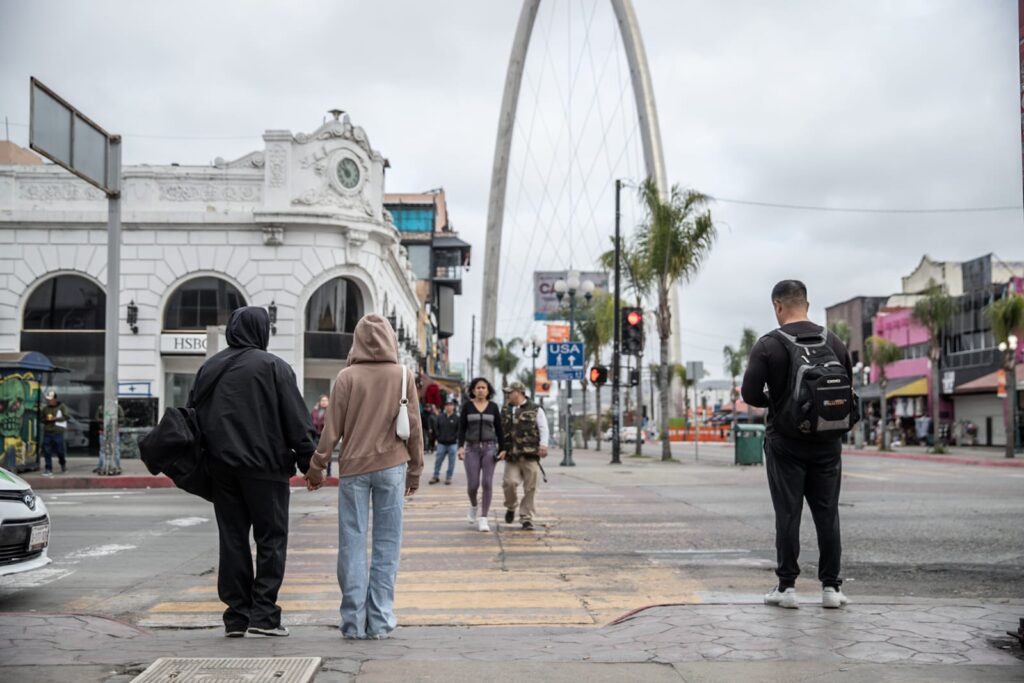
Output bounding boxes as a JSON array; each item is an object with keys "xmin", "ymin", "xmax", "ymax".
[
  {"xmin": 94, "ymin": 402, "xmax": 125, "ymax": 475},
  {"xmin": 310, "ymin": 394, "xmax": 332, "ymax": 476},
  {"xmin": 458, "ymin": 377, "xmax": 504, "ymax": 532},
  {"xmin": 193, "ymin": 306, "xmax": 318, "ymax": 638},
  {"xmin": 499, "ymin": 381, "xmax": 548, "ymax": 531},
  {"xmin": 305, "ymin": 314, "xmax": 423, "ymax": 640},
  {"xmin": 741, "ymin": 280, "xmax": 853, "ymax": 610},
  {"xmin": 428, "ymin": 397, "xmax": 460, "ymax": 485},
  {"xmin": 40, "ymin": 390, "xmax": 68, "ymax": 476}
]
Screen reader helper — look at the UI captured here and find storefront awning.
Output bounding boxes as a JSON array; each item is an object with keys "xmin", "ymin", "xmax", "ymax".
[
  {"xmin": 955, "ymin": 365, "xmax": 1024, "ymax": 394},
  {"xmin": 859, "ymin": 375, "xmax": 925, "ymax": 400},
  {"xmin": 885, "ymin": 376, "xmax": 928, "ymax": 398},
  {"xmin": 0, "ymin": 351, "xmax": 69, "ymax": 373}
]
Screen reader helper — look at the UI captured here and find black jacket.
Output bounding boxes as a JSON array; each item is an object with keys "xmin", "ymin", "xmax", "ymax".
[
  {"xmin": 434, "ymin": 410, "xmax": 460, "ymax": 445},
  {"xmin": 190, "ymin": 307, "xmax": 317, "ymax": 481}
]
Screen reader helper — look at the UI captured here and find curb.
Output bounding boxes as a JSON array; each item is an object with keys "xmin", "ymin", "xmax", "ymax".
[
  {"xmin": 844, "ymin": 449, "xmax": 1024, "ymax": 467},
  {"xmin": 23, "ymin": 473, "xmax": 342, "ymax": 491}
]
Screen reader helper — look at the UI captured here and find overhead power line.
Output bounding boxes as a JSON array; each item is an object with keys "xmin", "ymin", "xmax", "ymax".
[{"xmin": 715, "ymin": 197, "xmax": 1022, "ymax": 214}]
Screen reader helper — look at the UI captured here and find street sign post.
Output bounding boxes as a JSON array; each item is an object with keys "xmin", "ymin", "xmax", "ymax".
[
  {"xmin": 30, "ymin": 77, "xmax": 122, "ymax": 476},
  {"xmin": 547, "ymin": 341, "xmax": 585, "ymax": 381},
  {"xmin": 686, "ymin": 361, "xmax": 704, "ymax": 461}
]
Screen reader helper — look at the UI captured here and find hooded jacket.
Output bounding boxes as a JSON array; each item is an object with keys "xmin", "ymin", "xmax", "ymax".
[
  {"xmin": 190, "ymin": 306, "xmax": 317, "ymax": 481},
  {"xmin": 310, "ymin": 314, "xmax": 424, "ymax": 491}
]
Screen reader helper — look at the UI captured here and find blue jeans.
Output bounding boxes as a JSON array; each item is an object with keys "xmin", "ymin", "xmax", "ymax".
[
  {"xmin": 337, "ymin": 463, "xmax": 406, "ymax": 638},
  {"xmin": 42, "ymin": 432, "xmax": 66, "ymax": 472},
  {"xmin": 97, "ymin": 432, "xmax": 121, "ymax": 470},
  {"xmin": 432, "ymin": 443, "xmax": 457, "ymax": 480}
]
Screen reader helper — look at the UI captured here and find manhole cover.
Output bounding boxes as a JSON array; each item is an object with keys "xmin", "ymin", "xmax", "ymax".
[{"xmin": 132, "ymin": 657, "xmax": 321, "ymax": 682}]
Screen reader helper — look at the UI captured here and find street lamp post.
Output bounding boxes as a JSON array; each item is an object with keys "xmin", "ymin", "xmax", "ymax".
[
  {"xmin": 554, "ymin": 271, "xmax": 594, "ymax": 467},
  {"xmin": 523, "ymin": 337, "xmax": 543, "ymax": 400},
  {"xmin": 998, "ymin": 334, "xmax": 1020, "ymax": 456},
  {"xmin": 853, "ymin": 362, "xmax": 865, "ymax": 449}
]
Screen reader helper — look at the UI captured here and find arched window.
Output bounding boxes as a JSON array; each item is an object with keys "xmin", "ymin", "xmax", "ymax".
[
  {"xmin": 163, "ymin": 277, "xmax": 246, "ymax": 331},
  {"xmin": 23, "ymin": 275, "xmax": 105, "ymax": 330},
  {"xmin": 21, "ymin": 274, "xmax": 106, "ymax": 454},
  {"xmin": 305, "ymin": 277, "xmax": 364, "ymax": 359}
]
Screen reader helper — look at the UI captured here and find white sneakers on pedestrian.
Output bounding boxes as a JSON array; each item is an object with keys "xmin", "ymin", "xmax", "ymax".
[
  {"xmin": 764, "ymin": 586, "xmax": 799, "ymax": 609},
  {"xmin": 477, "ymin": 516, "xmax": 490, "ymax": 532},
  {"xmin": 822, "ymin": 586, "xmax": 849, "ymax": 609},
  {"xmin": 466, "ymin": 505, "xmax": 478, "ymax": 526}
]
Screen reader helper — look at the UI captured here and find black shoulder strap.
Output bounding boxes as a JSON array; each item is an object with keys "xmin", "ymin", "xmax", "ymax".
[{"xmin": 189, "ymin": 348, "xmax": 252, "ymax": 409}]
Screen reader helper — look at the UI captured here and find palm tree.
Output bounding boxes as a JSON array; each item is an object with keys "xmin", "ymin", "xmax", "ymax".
[
  {"xmin": 483, "ymin": 337, "xmax": 522, "ymax": 389},
  {"xmin": 600, "ymin": 236, "xmax": 653, "ymax": 456},
  {"xmin": 576, "ymin": 292, "xmax": 614, "ymax": 450},
  {"xmin": 515, "ymin": 368, "xmax": 534, "ymax": 393},
  {"xmin": 635, "ymin": 178, "xmax": 718, "ymax": 461},
  {"xmin": 865, "ymin": 335, "xmax": 903, "ymax": 450},
  {"xmin": 828, "ymin": 320, "xmax": 852, "ymax": 347},
  {"xmin": 911, "ymin": 281, "xmax": 958, "ymax": 452},
  {"xmin": 985, "ymin": 292, "xmax": 1024, "ymax": 458},
  {"xmin": 722, "ymin": 327, "xmax": 758, "ymax": 436}
]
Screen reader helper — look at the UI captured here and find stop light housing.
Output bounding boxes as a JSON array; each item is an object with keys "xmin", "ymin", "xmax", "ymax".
[
  {"xmin": 629, "ymin": 368, "xmax": 640, "ymax": 386},
  {"xmin": 622, "ymin": 307, "xmax": 644, "ymax": 355},
  {"xmin": 589, "ymin": 365, "xmax": 608, "ymax": 385}
]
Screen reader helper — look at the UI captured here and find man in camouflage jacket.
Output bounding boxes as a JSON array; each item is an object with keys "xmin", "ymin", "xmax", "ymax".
[{"xmin": 499, "ymin": 381, "xmax": 549, "ymax": 530}]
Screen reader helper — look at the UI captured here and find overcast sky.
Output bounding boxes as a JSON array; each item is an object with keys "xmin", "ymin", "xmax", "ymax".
[{"xmin": 2, "ymin": 0, "xmax": 1021, "ymax": 380}]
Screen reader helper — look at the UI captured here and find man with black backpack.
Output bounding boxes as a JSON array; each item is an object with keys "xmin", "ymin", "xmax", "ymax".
[
  {"xmin": 191, "ymin": 306, "xmax": 318, "ymax": 637},
  {"xmin": 742, "ymin": 280, "xmax": 855, "ymax": 610}
]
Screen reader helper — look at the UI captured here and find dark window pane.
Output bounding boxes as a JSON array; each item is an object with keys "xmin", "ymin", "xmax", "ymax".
[
  {"xmin": 23, "ymin": 275, "xmax": 105, "ymax": 330},
  {"xmin": 306, "ymin": 277, "xmax": 364, "ymax": 334},
  {"xmin": 163, "ymin": 277, "xmax": 246, "ymax": 331}
]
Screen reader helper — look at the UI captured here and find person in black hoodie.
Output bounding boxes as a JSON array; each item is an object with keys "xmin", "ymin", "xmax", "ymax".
[{"xmin": 190, "ymin": 306, "xmax": 317, "ymax": 638}]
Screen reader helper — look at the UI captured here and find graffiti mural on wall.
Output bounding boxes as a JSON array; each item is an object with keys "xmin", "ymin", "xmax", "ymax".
[{"xmin": 0, "ymin": 372, "xmax": 42, "ymax": 469}]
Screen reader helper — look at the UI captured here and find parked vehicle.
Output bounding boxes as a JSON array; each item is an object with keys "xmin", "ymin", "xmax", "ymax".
[
  {"xmin": 621, "ymin": 426, "xmax": 645, "ymax": 444},
  {"xmin": 0, "ymin": 467, "xmax": 51, "ymax": 576}
]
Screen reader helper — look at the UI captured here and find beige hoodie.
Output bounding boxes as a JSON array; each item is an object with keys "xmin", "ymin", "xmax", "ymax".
[{"xmin": 310, "ymin": 314, "xmax": 424, "ymax": 491}]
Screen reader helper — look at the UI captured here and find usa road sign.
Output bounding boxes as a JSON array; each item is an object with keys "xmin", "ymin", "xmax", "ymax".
[{"xmin": 547, "ymin": 341, "xmax": 585, "ymax": 381}]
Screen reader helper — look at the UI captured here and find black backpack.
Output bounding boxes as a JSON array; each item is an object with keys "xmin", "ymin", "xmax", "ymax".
[
  {"xmin": 139, "ymin": 349, "xmax": 250, "ymax": 501},
  {"xmin": 768, "ymin": 327, "xmax": 855, "ymax": 440}
]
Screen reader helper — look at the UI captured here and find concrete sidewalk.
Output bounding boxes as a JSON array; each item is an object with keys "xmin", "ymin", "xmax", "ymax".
[
  {"xmin": 2, "ymin": 599, "xmax": 1021, "ymax": 682},
  {"xmin": 16, "ymin": 440, "xmax": 1024, "ymax": 492}
]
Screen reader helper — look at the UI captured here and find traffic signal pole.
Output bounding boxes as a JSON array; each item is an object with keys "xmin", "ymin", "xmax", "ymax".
[{"xmin": 611, "ymin": 179, "xmax": 622, "ymax": 465}]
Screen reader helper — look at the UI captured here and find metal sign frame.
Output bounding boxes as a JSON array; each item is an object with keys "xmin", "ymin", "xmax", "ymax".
[{"xmin": 29, "ymin": 76, "xmax": 121, "ymax": 197}]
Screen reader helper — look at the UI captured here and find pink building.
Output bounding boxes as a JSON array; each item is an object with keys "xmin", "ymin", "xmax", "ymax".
[{"xmin": 870, "ymin": 307, "xmax": 930, "ymax": 383}]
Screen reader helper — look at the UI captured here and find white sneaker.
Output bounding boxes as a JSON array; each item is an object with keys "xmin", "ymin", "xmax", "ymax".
[
  {"xmin": 466, "ymin": 506, "xmax": 477, "ymax": 526},
  {"xmin": 477, "ymin": 516, "xmax": 490, "ymax": 532},
  {"xmin": 764, "ymin": 586, "xmax": 799, "ymax": 609},
  {"xmin": 822, "ymin": 586, "xmax": 849, "ymax": 609}
]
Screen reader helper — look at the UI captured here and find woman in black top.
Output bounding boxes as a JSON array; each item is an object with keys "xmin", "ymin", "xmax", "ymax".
[{"xmin": 458, "ymin": 377, "xmax": 504, "ymax": 532}]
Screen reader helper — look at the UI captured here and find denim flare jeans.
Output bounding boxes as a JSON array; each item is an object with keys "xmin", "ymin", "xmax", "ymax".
[{"xmin": 337, "ymin": 462, "xmax": 406, "ymax": 639}]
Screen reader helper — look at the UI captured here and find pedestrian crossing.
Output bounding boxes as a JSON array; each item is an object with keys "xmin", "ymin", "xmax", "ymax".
[{"xmin": 138, "ymin": 478, "xmax": 704, "ymax": 629}]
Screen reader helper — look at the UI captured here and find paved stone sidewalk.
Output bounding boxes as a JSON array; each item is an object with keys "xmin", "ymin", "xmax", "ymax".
[{"xmin": 2, "ymin": 600, "xmax": 1020, "ymax": 682}]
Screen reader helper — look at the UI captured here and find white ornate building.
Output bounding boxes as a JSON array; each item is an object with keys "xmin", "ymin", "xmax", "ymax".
[{"xmin": 0, "ymin": 113, "xmax": 425, "ymax": 443}]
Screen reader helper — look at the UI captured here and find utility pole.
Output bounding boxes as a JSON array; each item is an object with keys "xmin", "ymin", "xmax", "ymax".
[
  {"xmin": 611, "ymin": 179, "xmax": 622, "ymax": 464},
  {"xmin": 469, "ymin": 314, "xmax": 476, "ymax": 379}
]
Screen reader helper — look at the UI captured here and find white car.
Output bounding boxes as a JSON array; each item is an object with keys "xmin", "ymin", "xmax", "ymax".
[{"xmin": 0, "ymin": 467, "xmax": 51, "ymax": 576}]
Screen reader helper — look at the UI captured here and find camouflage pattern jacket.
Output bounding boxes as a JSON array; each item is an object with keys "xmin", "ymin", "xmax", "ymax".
[{"xmin": 501, "ymin": 400, "xmax": 541, "ymax": 461}]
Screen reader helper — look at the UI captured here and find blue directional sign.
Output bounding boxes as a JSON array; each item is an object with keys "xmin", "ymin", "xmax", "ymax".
[{"xmin": 547, "ymin": 341, "xmax": 585, "ymax": 381}]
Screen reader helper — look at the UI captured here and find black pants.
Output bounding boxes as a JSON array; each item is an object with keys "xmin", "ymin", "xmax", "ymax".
[
  {"xmin": 764, "ymin": 437, "xmax": 843, "ymax": 588},
  {"xmin": 211, "ymin": 468, "xmax": 290, "ymax": 630}
]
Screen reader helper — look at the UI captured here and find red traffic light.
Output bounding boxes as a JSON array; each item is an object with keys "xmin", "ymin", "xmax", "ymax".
[
  {"xmin": 589, "ymin": 365, "xmax": 608, "ymax": 385},
  {"xmin": 626, "ymin": 310, "xmax": 642, "ymax": 327}
]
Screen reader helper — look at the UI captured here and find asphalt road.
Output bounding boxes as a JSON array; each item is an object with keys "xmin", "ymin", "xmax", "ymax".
[{"xmin": 1, "ymin": 446, "xmax": 1020, "ymax": 629}]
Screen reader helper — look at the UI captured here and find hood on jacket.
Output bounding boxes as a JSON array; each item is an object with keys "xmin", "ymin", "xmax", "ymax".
[
  {"xmin": 347, "ymin": 314, "xmax": 399, "ymax": 365},
  {"xmin": 226, "ymin": 306, "xmax": 270, "ymax": 350}
]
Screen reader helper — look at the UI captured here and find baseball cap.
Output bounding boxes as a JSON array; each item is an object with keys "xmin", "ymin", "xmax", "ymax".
[
  {"xmin": 44, "ymin": 390, "xmax": 57, "ymax": 400},
  {"xmin": 506, "ymin": 381, "xmax": 527, "ymax": 394}
]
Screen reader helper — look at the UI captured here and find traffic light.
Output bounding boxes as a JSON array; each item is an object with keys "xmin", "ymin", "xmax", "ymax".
[
  {"xmin": 629, "ymin": 368, "xmax": 640, "ymax": 386},
  {"xmin": 622, "ymin": 307, "xmax": 644, "ymax": 355},
  {"xmin": 589, "ymin": 365, "xmax": 608, "ymax": 385}
]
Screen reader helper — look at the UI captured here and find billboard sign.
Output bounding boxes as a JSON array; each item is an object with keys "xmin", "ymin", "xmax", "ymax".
[
  {"xmin": 533, "ymin": 271, "xmax": 609, "ymax": 320},
  {"xmin": 29, "ymin": 77, "xmax": 120, "ymax": 196}
]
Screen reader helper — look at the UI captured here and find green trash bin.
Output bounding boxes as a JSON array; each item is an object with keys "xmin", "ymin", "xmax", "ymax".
[{"xmin": 734, "ymin": 424, "xmax": 765, "ymax": 465}]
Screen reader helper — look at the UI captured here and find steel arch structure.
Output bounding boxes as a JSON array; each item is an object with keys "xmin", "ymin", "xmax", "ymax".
[{"xmin": 479, "ymin": 0, "xmax": 679, "ymax": 377}]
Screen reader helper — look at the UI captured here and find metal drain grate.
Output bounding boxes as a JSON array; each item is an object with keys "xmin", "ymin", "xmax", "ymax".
[{"xmin": 131, "ymin": 657, "xmax": 321, "ymax": 682}]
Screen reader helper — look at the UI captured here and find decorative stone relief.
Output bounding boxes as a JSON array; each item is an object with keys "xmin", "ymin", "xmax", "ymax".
[
  {"xmin": 263, "ymin": 225, "xmax": 284, "ymax": 246},
  {"xmin": 267, "ymin": 147, "xmax": 287, "ymax": 188},
  {"xmin": 293, "ymin": 112, "xmax": 378, "ymax": 160},
  {"xmin": 18, "ymin": 181, "xmax": 104, "ymax": 201},
  {"xmin": 346, "ymin": 229, "xmax": 368, "ymax": 261},
  {"xmin": 214, "ymin": 151, "xmax": 265, "ymax": 169},
  {"xmin": 158, "ymin": 183, "xmax": 262, "ymax": 202}
]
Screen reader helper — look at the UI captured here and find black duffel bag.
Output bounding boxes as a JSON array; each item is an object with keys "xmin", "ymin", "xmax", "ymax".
[{"xmin": 139, "ymin": 349, "xmax": 250, "ymax": 501}]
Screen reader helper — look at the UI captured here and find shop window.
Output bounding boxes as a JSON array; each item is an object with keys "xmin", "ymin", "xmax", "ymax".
[
  {"xmin": 305, "ymin": 278, "xmax": 364, "ymax": 359},
  {"xmin": 163, "ymin": 277, "xmax": 246, "ymax": 331}
]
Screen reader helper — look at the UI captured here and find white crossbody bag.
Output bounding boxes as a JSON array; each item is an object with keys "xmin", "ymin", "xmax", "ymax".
[{"xmin": 396, "ymin": 365, "xmax": 411, "ymax": 441}]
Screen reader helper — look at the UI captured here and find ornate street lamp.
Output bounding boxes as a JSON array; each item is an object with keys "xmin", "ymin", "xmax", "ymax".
[
  {"xmin": 268, "ymin": 301, "xmax": 277, "ymax": 335},
  {"xmin": 126, "ymin": 300, "xmax": 138, "ymax": 335},
  {"xmin": 553, "ymin": 270, "xmax": 595, "ymax": 467}
]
